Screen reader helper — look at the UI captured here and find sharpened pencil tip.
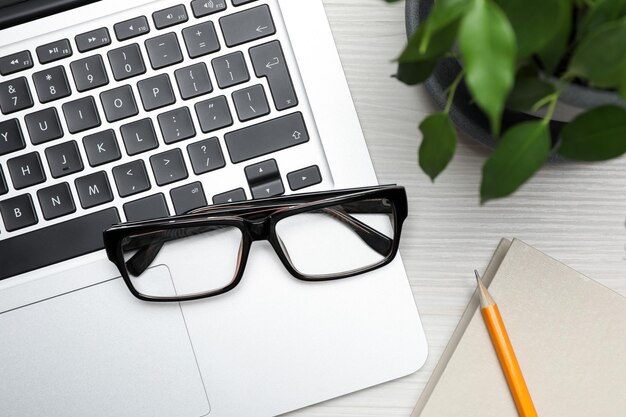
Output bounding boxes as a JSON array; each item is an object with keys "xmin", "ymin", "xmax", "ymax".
[{"xmin": 474, "ymin": 269, "xmax": 495, "ymax": 307}]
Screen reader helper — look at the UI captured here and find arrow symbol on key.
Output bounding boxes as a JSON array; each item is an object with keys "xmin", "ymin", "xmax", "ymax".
[
  {"xmin": 265, "ymin": 57, "xmax": 279, "ymax": 69},
  {"xmin": 256, "ymin": 25, "xmax": 268, "ymax": 33}
]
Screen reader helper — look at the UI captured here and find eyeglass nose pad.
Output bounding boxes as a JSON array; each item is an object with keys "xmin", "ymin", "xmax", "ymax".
[{"xmin": 249, "ymin": 218, "xmax": 270, "ymax": 241}]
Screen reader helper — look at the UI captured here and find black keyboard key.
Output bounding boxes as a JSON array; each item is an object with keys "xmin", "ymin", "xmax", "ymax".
[
  {"xmin": 287, "ymin": 165, "xmax": 322, "ymax": 191},
  {"xmin": 213, "ymin": 187, "xmax": 246, "ymax": 204},
  {"xmin": 45, "ymin": 140, "xmax": 83, "ymax": 178},
  {"xmin": 37, "ymin": 182, "xmax": 76, "ymax": 220},
  {"xmin": 175, "ymin": 63, "xmax": 212, "ymax": 100},
  {"xmin": 75, "ymin": 28, "xmax": 111, "ymax": 53},
  {"xmin": 137, "ymin": 74, "xmax": 176, "ymax": 111},
  {"xmin": 32, "ymin": 66, "xmax": 72, "ymax": 104},
  {"xmin": 0, "ymin": 77, "xmax": 34, "ymax": 115},
  {"xmin": 25, "ymin": 108, "xmax": 63, "ymax": 145},
  {"xmin": 70, "ymin": 55, "xmax": 109, "ymax": 92},
  {"xmin": 62, "ymin": 96, "xmax": 101, "ymax": 134},
  {"xmin": 120, "ymin": 118, "xmax": 159, "ymax": 155},
  {"xmin": 0, "ymin": 118, "xmax": 25, "ymax": 156},
  {"xmin": 212, "ymin": 51, "xmax": 249, "ymax": 88},
  {"xmin": 108, "ymin": 44, "xmax": 146, "ymax": 81},
  {"xmin": 232, "ymin": 84, "xmax": 269, "ymax": 121},
  {"xmin": 191, "ymin": 0, "xmax": 226, "ymax": 17},
  {"xmin": 75, "ymin": 171, "xmax": 113, "ymax": 209},
  {"xmin": 187, "ymin": 137, "xmax": 225, "ymax": 175},
  {"xmin": 195, "ymin": 96, "xmax": 232, "ymax": 133},
  {"xmin": 114, "ymin": 16, "xmax": 150, "ymax": 41},
  {"xmin": 183, "ymin": 21, "xmax": 220, "ymax": 58},
  {"xmin": 0, "ymin": 208, "xmax": 120, "ymax": 281},
  {"xmin": 171, "ymin": 182, "xmax": 207, "ymax": 215},
  {"xmin": 219, "ymin": 5, "xmax": 275, "ymax": 47},
  {"xmin": 100, "ymin": 85, "xmax": 139, "ymax": 122},
  {"xmin": 153, "ymin": 4, "xmax": 188, "ymax": 29},
  {"xmin": 250, "ymin": 41, "xmax": 298, "ymax": 110},
  {"xmin": 0, "ymin": 166, "xmax": 7, "ymax": 195},
  {"xmin": 83, "ymin": 130, "xmax": 121, "ymax": 167},
  {"xmin": 0, "ymin": 194, "xmax": 37, "ymax": 232},
  {"xmin": 251, "ymin": 178, "xmax": 284, "ymax": 199},
  {"xmin": 245, "ymin": 158, "xmax": 278, "ymax": 184},
  {"xmin": 157, "ymin": 107, "xmax": 195, "ymax": 144},
  {"xmin": 232, "ymin": 0, "xmax": 256, "ymax": 5},
  {"xmin": 150, "ymin": 148, "xmax": 188, "ymax": 186},
  {"xmin": 124, "ymin": 193, "xmax": 169, "ymax": 222},
  {"xmin": 225, "ymin": 112, "xmax": 308, "ymax": 163},
  {"xmin": 145, "ymin": 33, "xmax": 184, "ymax": 70},
  {"xmin": 7, "ymin": 152, "xmax": 45, "ymax": 190},
  {"xmin": 0, "ymin": 51, "xmax": 33, "ymax": 76},
  {"xmin": 112, "ymin": 160, "xmax": 151, "ymax": 197},
  {"xmin": 36, "ymin": 39, "xmax": 72, "ymax": 64}
]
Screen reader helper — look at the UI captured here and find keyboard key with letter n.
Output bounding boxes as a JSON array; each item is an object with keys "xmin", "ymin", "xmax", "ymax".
[
  {"xmin": 224, "ymin": 112, "xmax": 308, "ymax": 163},
  {"xmin": 0, "ymin": 208, "xmax": 120, "ymax": 281}
]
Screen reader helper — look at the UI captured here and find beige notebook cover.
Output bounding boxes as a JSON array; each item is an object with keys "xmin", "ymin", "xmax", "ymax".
[{"xmin": 412, "ymin": 239, "xmax": 626, "ymax": 417}]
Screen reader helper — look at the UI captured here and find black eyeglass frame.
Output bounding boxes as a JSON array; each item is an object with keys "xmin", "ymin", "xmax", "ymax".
[{"xmin": 103, "ymin": 185, "xmax": 408, "ymax": 302}]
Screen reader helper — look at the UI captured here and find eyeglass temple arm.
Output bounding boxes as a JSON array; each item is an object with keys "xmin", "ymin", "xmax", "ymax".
[{"xmin": 125, "ymin": 202, "xmax": 394, "ymax": 276}]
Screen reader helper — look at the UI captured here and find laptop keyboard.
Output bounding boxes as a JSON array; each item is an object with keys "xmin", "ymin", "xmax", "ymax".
[{"xmin": 0, "ymin": 0, "xmax": 331, "ymax": 281}]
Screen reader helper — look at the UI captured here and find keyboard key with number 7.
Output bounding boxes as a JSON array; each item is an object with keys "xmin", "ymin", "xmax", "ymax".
[{"xmin": 0, "ymin": 77, "xmax": 34, "ymax": 115}]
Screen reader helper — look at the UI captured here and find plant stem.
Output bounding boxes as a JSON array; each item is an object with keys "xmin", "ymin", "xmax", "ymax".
[
  {"xmin": 444, "ymin": 70, "xmax": 465, "ymax": 114},
  {"xmin": 540, "ymin": 73, "xmax": 574, "ymax": 126}
]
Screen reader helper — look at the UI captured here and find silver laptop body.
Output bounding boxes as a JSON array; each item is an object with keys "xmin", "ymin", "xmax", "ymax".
[{"xmin": 0, "ymin": 1, "xmax": 427, "ymax": 415}]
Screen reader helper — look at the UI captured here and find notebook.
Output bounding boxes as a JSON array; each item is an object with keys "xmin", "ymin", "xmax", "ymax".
[{"xmin": 412, "ymin": 239, "xmax": 626, "ymax": 417}]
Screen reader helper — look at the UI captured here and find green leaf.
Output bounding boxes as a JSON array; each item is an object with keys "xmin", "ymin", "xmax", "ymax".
[
  {"xmin": 557, "ymin": 105, "xmax": 626, "ymax": 161},
  {"xmin": 496, "ymin": 0, "xmax": 567, "ymax": 58},
  {"xmin": 506, "ymin": 76, "xmax": 556, "ymax": 112},
  {"xmin": 459, "ymin": 0, "xmax": 517, "ymax": 135},
  {"xmin": 418, "ymin": 113, "xmax": 457, "ymax": 181},
  {"xmin": 577, "ymin": 0, "xmax": 626, "ymax": 40},
  {"xmin": 396, "ymin": 60, "xmax": 437, "ymax": 85},
  {"xmin": 399, "ymin": 20, "xmax": 459, "ymax": 62},
  {"xmin": 620, "ymin": 76, "xmax": 626, "ymax": 100},
  {"xmin": 568, "ymin": 20, "xmax": 626, "ymax": 88},
  {"xmin": 481, "ymin": 121, "xmax": 551, "ymax": 203},
  {"xmin": 536, "ymin": 0, "xmax": 571, "ymax": 74}
]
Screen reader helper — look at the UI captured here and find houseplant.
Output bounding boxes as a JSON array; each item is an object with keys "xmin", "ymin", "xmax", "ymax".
[{"xmin": 386, "ymin": 0, "xmax": 626, "ymax": 203}]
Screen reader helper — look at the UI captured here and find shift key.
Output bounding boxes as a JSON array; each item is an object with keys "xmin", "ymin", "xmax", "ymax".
[{"xmin": 224, "ymin": 112, "xmax": 308, "ymax": 163}]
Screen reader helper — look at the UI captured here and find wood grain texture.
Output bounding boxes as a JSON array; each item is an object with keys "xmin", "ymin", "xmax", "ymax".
[{"xmin": 285, "ymin": 1, "xmax": 626, "ymax": 415}]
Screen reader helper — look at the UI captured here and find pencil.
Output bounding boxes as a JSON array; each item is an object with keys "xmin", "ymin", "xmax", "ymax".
[{"xmin": 475, "ymin": 270, "xmax": 538, "ymax": 417}]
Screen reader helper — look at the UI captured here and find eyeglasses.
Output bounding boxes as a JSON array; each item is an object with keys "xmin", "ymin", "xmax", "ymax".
[{"xmin": 103, "ymin": 185, "xmax": 407, "ymax": 302}]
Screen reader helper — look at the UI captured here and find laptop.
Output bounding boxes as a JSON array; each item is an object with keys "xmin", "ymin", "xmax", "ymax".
[{"xmin": 0, "ymin": 1, "xmax": 428, "ymax": 415}]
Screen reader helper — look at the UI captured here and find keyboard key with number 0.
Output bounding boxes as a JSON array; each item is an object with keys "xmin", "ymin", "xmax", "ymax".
[{"xmin": 108, "ymin": 44, "xmax": 146, "ymax": 81}]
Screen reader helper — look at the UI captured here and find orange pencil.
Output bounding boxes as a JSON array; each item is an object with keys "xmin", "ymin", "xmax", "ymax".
[{"xmin": 475, "ymin": 270, "xmax": 538, "ymax": 417}]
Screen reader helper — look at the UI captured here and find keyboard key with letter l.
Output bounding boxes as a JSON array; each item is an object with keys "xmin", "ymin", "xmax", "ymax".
[
  {"xmin": 219, "ymin": 5, "xmax": 275, "ymax": 47},
  {"xmin": 224, "ymin": 112, "xmax": 309, "ymax": 163},
  {"xmin": 0, "ymin": 208, "xmax": 120, "ymax": 281},
  {"xmin": 250, "ymin": 41, "xmax": 298, "ymax": 110}
]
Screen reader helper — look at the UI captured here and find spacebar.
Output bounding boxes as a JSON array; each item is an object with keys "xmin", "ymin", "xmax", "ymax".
[{"xmin": 0, "ymin": 208, "xmax": 120, "ymax": 281}]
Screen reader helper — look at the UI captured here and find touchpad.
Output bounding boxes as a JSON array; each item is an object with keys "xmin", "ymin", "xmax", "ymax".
[{"xmin": 0, "ymin": 266, "xmax": 210, "ymax": 417}]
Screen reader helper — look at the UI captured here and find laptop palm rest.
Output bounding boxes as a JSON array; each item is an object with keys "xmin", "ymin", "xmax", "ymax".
[{"xmin": 0, "ymin": 265, "xmax": 210, "ymax": 417}]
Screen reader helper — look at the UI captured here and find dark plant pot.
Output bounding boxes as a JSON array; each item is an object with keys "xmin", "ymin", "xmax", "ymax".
[{"xmin": 405, "ymin": 0, "xmax": 625, "ymax": 153}]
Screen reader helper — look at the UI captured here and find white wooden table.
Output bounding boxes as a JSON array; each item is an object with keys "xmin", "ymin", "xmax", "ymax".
[{"xmin": 287, "ymin": 1, "xmax": 626, "ymax": 415}]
